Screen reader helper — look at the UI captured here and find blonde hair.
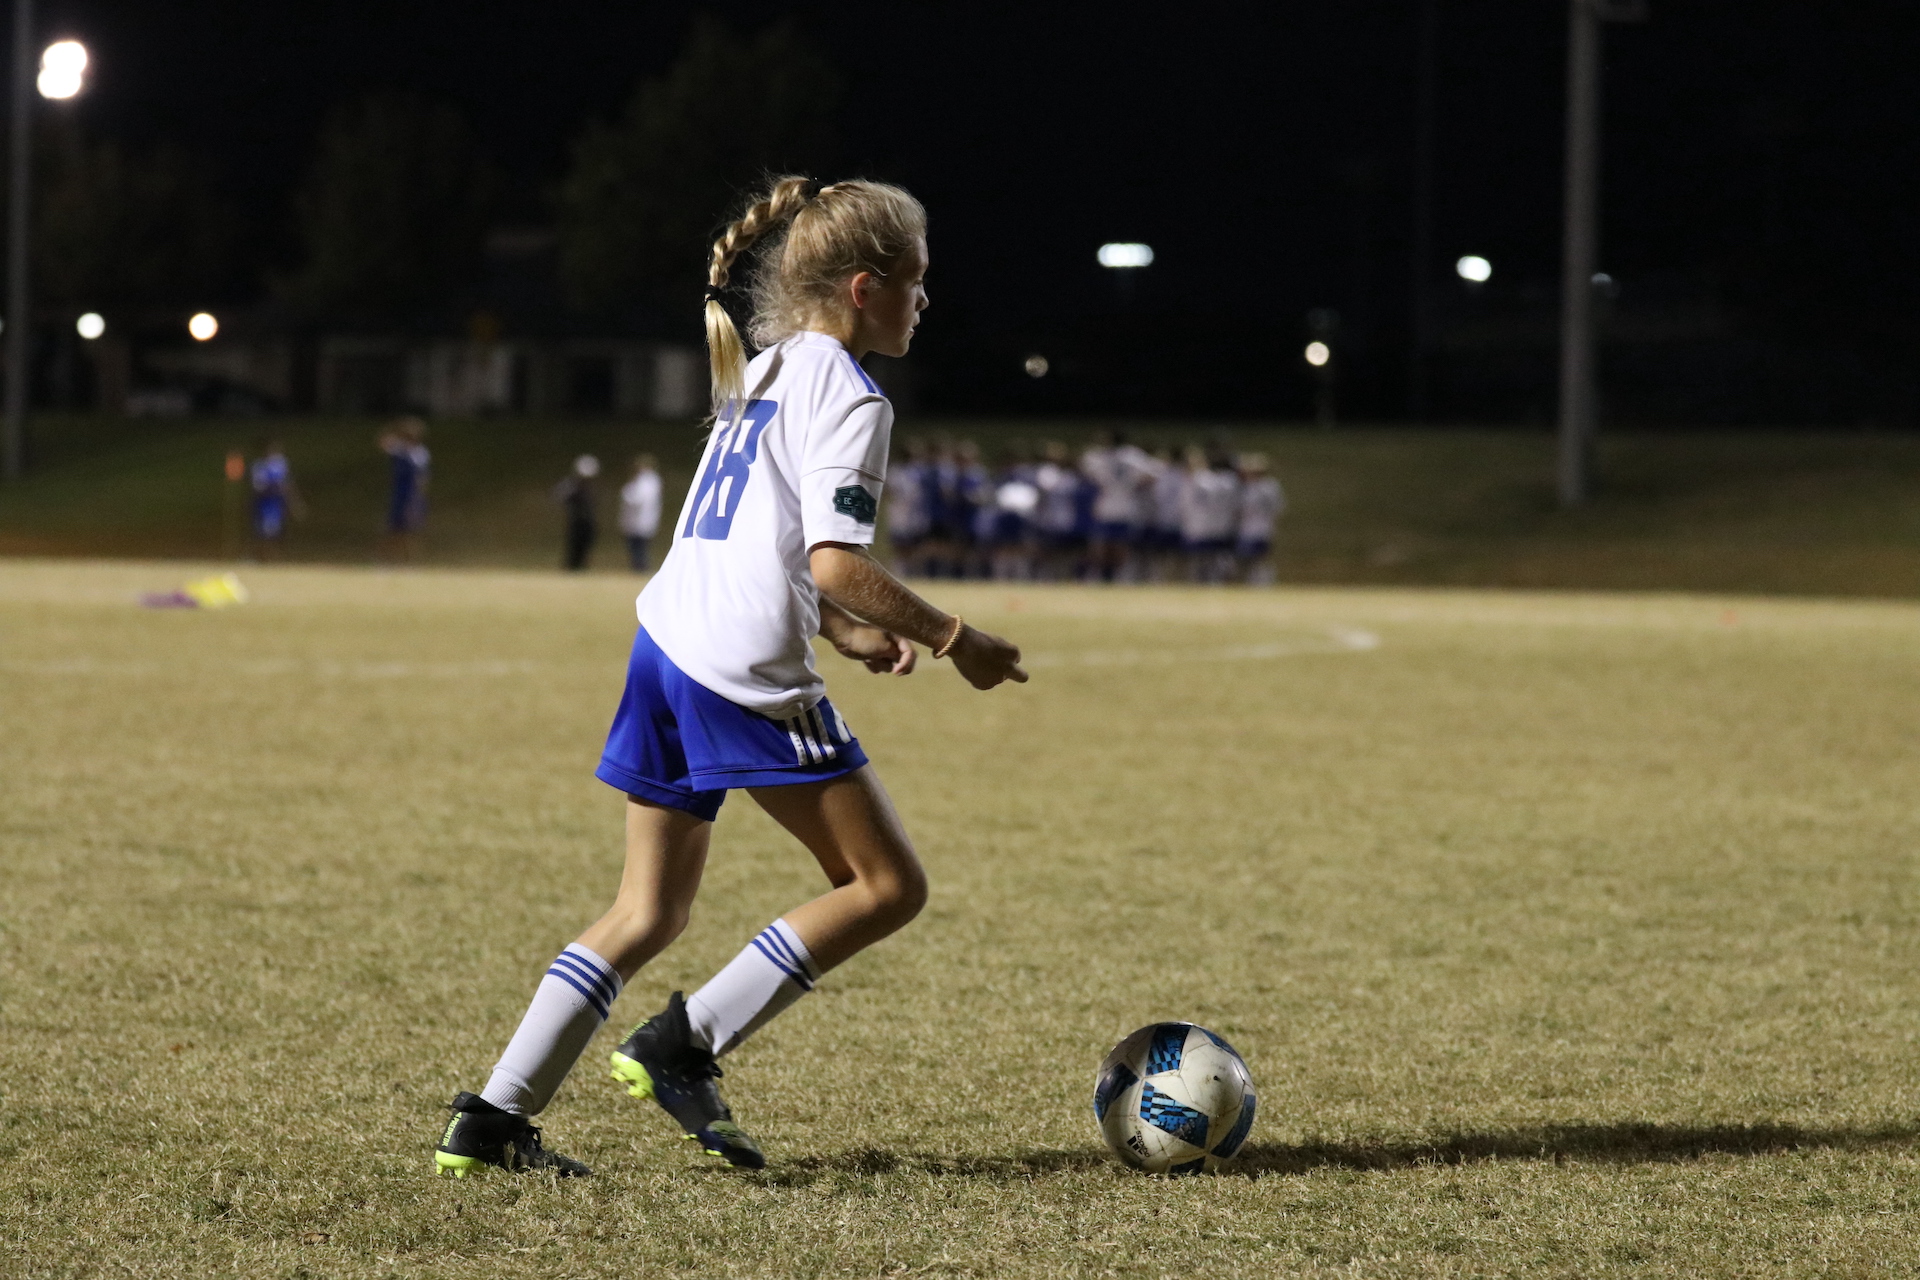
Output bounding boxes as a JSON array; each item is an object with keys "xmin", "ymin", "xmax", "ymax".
[{"xmin": 703, "ymin": 175, "xmax": 926, "ymax": 418}]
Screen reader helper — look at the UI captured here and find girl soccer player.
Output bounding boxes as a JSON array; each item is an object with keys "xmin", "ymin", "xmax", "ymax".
[{"xmin": 435, "ymin": 177, "xmax": 1027, "ymax": 1177}]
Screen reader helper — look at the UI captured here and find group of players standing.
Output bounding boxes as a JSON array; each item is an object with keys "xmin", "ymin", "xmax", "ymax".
[{"xmin": 886, "ymin": 430, "xmax": 1286, "ymax": 584}]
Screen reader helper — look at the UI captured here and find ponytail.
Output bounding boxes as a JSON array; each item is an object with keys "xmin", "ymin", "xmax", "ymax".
[
  {"xmin": 705, "ymin": 176, "xmax": 813, "ymax": 420},
  {"xmin": 702, "ymin": 174, "xmax": 927, "ymax": 422}
]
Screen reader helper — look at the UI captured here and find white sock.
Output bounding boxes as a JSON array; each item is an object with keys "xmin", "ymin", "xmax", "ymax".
[
  {"xmin": 480, "ymin": 943, "xmax": 622, "ymax": 1115},
  {"xmin": 686, "ymin": 919, "xmax": 820, "ymax": 1057}
]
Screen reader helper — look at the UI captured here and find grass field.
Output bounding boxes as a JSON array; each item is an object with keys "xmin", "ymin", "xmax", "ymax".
[
  {"xmin": 4, "ymin": 560, "xmax": 1920, "ymax": 1277},
  {"xmin": 2, "ymin": 415, "xmax": 1919, "ymax": 596}
]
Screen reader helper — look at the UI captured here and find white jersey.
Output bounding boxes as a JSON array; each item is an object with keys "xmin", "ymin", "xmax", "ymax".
[
  {"xmin": 618, "ymin": 469, "xmax": 662, "ymax": 537},
  {"xmin": 1033, "ymin": 462, "xmax": 1080, "ymax": 534},
  {"xmin": 1082, "ymin": 444, "xmax": 1155, "ymax": 524},
  {"xmin": 1151, "ymin": 461, "xmax": 1185, "ymax": 532},
  {"xmin": 1180, "ymin": 467, "xmax": 1242, "ymax": 542},
  {"xmin": 885, "ymin": 459, "xmax": 931, "ymax": 541},
  {"xmin": 638, "ymin": 332, "xmax": 891, "ymax": 719},
  {"xmin": 1237, "ymin": 476, "xmax": 1285, "ymax": 541}
]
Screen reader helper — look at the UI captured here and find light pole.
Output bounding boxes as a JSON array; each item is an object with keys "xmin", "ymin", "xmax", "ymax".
[
  {"xmin": 1556, "ymin": 0, "xmax": 1644, "ymax": 508},
  {"xmin": 3, "ymin": 23, "xmax": 83, "ymax": 481}
]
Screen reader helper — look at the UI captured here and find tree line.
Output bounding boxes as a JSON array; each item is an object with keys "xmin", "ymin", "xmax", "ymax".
[{"xmin": 22, "ymin": 17, "xmax": 838, "ymax": 334}]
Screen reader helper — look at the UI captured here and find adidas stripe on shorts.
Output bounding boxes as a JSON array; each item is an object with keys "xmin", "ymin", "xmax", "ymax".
[{"xmin": 595, "ymin": 626, "xmax": 868, "ymax": 822}]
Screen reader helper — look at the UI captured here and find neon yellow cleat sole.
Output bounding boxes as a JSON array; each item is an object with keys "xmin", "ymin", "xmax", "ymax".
[
  {"xmin": 610, "ymin": 1051, "xmax": 656, "ymax": 1100},
  {"xmin": 434, "ymin": 1151, "xmax": 485, "ymax": 1178}
]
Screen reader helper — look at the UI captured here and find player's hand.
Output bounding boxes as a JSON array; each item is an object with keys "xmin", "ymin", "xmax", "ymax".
[
  {"xmin": 830, "ymin": 624, "xmax": 917, "ymax": 675},
  {"xmin": 947, "ymin": 625, "xmax": 1028, "ymax": 690}
]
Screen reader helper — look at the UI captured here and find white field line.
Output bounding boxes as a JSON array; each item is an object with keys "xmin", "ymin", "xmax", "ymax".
[
  {"xmin": 0, "ymin": 658, "xmax": 545, "ymax": 679},
  {"xmin": 1023, "ymin": 626, "xmax": 1380, "ymax": 669},
  {"xmin": 1, "ymin": 631, "xmax": 1383, "ymax": 680}
]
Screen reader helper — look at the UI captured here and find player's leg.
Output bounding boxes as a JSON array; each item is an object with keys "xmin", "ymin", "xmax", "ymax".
[
  {"xmin": 610, "ymin": 766, "xmax": 924, "ymax": 1169},
  {"xmin": 435, "ymin": 799, "xmax": 709, "ymax": 1177},
  {"xmin": 749, "ymin": 765, "xmax": 925, "ymax": 973}
]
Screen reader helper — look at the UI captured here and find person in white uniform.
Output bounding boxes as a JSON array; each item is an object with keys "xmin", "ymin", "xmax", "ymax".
[
  {"xmin": 1179, "ymin": 447, "xmax": 1242, "ymax": 584},
  {"xmin": 1234, "ymin": 452, "xmax": 1286, "ymax": 585},
  {"xmin": 617, "ymin": 453, "xmax": 663, "ymax": 571},
  {"xmin": 1144, "ymin": 445, "xmax": 1185, "ymax": 580},
  {"xmin": 434, "ymin": 176, "xmax": 1027, "ymax": 1179},
  {"xmin": 1081, "ymin": 429, "xmax": 1155, "ymax": 581}
]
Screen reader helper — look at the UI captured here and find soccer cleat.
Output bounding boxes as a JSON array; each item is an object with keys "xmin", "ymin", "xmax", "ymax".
[
  {"xmin": 610, "ymin": 991, "xmax": 766, "ymax": 1169},
  {"xmin": 433, "ymin": 1092, "xmax": 591, "ymax": 1178}
]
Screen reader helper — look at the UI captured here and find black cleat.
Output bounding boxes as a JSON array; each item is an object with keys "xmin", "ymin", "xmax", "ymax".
[
  {"xmin": 433, "ymin": 1092, "xmax": 590, "ymax": 1178},
  {"xmin": 610, "ymin": 991, "xmax": 766, "ymax": 1169}
]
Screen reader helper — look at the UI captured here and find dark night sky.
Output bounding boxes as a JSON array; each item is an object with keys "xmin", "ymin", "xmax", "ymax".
[{"xmin": 29, "ymin": 1, "xmax": 1920, "ymax": 421}]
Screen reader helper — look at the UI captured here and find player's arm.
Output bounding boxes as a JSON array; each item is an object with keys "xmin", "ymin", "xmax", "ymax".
[
  {"xmin": 817, "ymin": 595, "xmax": 916, "ymax": 676},
  {"xmin": 810, "ymin": 542, "xmax": 1027, "ymax": 690}
]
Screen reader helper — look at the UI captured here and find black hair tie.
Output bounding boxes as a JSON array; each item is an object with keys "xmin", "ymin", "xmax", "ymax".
[{"xmin": 704, "ymin": 285, "xmax": 725, "ymax": 302}]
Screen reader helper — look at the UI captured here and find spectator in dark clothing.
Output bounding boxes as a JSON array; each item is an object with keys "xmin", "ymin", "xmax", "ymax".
[{"xmin": 554, "ymin": 454, "xmax": 601, "ymax": 572}]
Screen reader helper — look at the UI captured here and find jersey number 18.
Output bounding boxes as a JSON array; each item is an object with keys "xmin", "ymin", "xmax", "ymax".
[{"xmin": 684, "ymin": 399, "xmax": 777, "ymax": 541}]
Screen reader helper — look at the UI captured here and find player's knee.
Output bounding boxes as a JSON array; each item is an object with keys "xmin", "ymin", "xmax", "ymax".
[
  {"xmin": 870, "ymin": 859, "xmax": 927, "ymax": 929},
  {"xmin": 612, "ymin": 898, "xmax": 692, "ymax": 951}
]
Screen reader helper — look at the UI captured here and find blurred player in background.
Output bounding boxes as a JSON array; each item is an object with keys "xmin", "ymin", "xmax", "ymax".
[
  {"xmin": 249, "ymin": 437, "xmax": 304, "ymax": 561},
  {"xmin": 1234, "ymin": 453, "xmax": 1286, "ymax": 585},
  {"xmin": 554, "ymin": 454, "xmax": 601, "ymax": 572},
  {"xmin": 985, "ymin": 444, "xmax": 1040, "ymax": 580},
  {"xmin": 1146, "ymin": 445, "xmax": 1186, "ymax": 581},
  {"xmin": 378, "ymin": 418, "xmax": 431, "ymax": 562},
  {"xmin": 884, "ymin": 438, "xmax": 932, "ymax": 575},
  {"xmin": 618, "ymin": 454, "xmax": 663, "ymax": 572},
  {"xmin": 434, "ymin": 176, "xmax": 1026, "ymax": 1180},
  {"xmin": 1033, "ymin": 440, "xmax": 1082, "ymax": 580},
  {"xmin": 1180, "ymin": 447, "xmax": 1242, "ymax": 583},
  {"xmin": 1082, "ymin": 429, "xmax": 1155, "ymax": 582}
]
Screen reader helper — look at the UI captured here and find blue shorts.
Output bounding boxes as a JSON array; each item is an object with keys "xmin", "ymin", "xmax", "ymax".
[
  {"xmin": 595, "ymin": 628, "xmax": 868, "ymax": 822},
  {"xmin": 254, "ymin": 496, "xmax": 286, "ymax": 539}
]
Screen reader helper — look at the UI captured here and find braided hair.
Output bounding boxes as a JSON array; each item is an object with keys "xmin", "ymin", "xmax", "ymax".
[{"xmin": 704, "ymin": 175, "xmax": 926, "ymax": 420}]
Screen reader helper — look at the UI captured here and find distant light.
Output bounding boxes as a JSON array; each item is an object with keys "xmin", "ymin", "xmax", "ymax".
[
  {"xmin": 1455, "ymin": 254, "xmax": 1492, "ymax": 283},
  {"xmin": 1097, "ymin": 242, "xmax": 1154, "ymax": 269},
  {"xmin": 1304, "ymin": 341, "xmax": 1331, "ymax": 367},
  {"xmin": 1591, "ymin": 272, "xmax": 1612, "ymax": 287},
  {"xmin": 76, "ymin": 312, "xmax": 104, "ymax": 340},
  {"xmin": 1024, "ymin": 354, "xmax": 1049, "ymax": 378},
  {"xmin": 188, "ymin": 312, "xmax": 219, "ymax": 341},
  {"xmin": 37, "ymin": 40, "xmax": 87, "ymax": 100}
]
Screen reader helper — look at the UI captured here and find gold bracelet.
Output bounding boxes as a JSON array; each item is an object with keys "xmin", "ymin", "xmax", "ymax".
[{"xmin": 933, "ymin": 615, "xmax": 965, "ymax": 659}]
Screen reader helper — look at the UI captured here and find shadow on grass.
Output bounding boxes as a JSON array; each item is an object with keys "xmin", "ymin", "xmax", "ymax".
[
  {"xmin": 1231, "ymin": 1120, "xmax": 1920, "ymax": 1178},
  {"xmin": 758, "ymin": 1121, "xmax": 1920, "ymax": 1186}
]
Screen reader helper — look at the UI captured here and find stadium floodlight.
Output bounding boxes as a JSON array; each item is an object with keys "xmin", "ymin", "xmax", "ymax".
[
  {"xmin": 1097, "ymin": 243, "xmax": 1154, "ymax": 269},
  {"xmin": 37, "ymin": 40, "xmax": 86, "ymax": 100},
  {"xmin": 1455, "ymin": 254, "xmax": 1492, "ymax": 283},
  {"xmin": 75, "ymin": 312, "xmax": 103, "ymax": 339},
  {"xmin": 1024, "ymin": 354, "xmax": 1049, "ymax": 378},
  {"xmin": 1304, "ymin": 341, "xmax": 1331, "ymax": 368},
  {"xmin": 188, "ymin": 312, "xmax": 219, "ymax": 341}
]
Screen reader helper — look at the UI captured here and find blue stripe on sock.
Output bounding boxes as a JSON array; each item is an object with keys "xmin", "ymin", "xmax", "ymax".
[
  {"xmin": 758, "ymin": 925, "xmax": 816, "ymax": 982},
  {"xmin": 553, "ymin": 949, "xmax": 621, "ymax": 1006},
  {"xmin": 547, "ymin": 960, "xmax": 615, "ymax": 1016},
  {"xmin": 748, "ymin": 936, "xmax": 806, "ymax": 986},
  {"xmin": 552, "ymin": 950, "xmax": 620, "ymax": 1006},
  {"xmin": 545, "ymin": 965, "xmax": 611, "ymax": 1019},
  {"xmin": 749, "ymin": 935, "xmax": 813, "ymax": 991}
]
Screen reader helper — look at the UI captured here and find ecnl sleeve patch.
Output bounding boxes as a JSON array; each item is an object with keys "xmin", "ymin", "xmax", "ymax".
[{"xmin": 833, "ymin": 484, "xmax": 878, "ymax": 524}]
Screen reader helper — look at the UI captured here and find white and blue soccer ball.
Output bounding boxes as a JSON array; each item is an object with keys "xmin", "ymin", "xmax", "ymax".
[{"xmin": 1093, "ymin": 1022, "xmax": 1256, "ymax": 1174}]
